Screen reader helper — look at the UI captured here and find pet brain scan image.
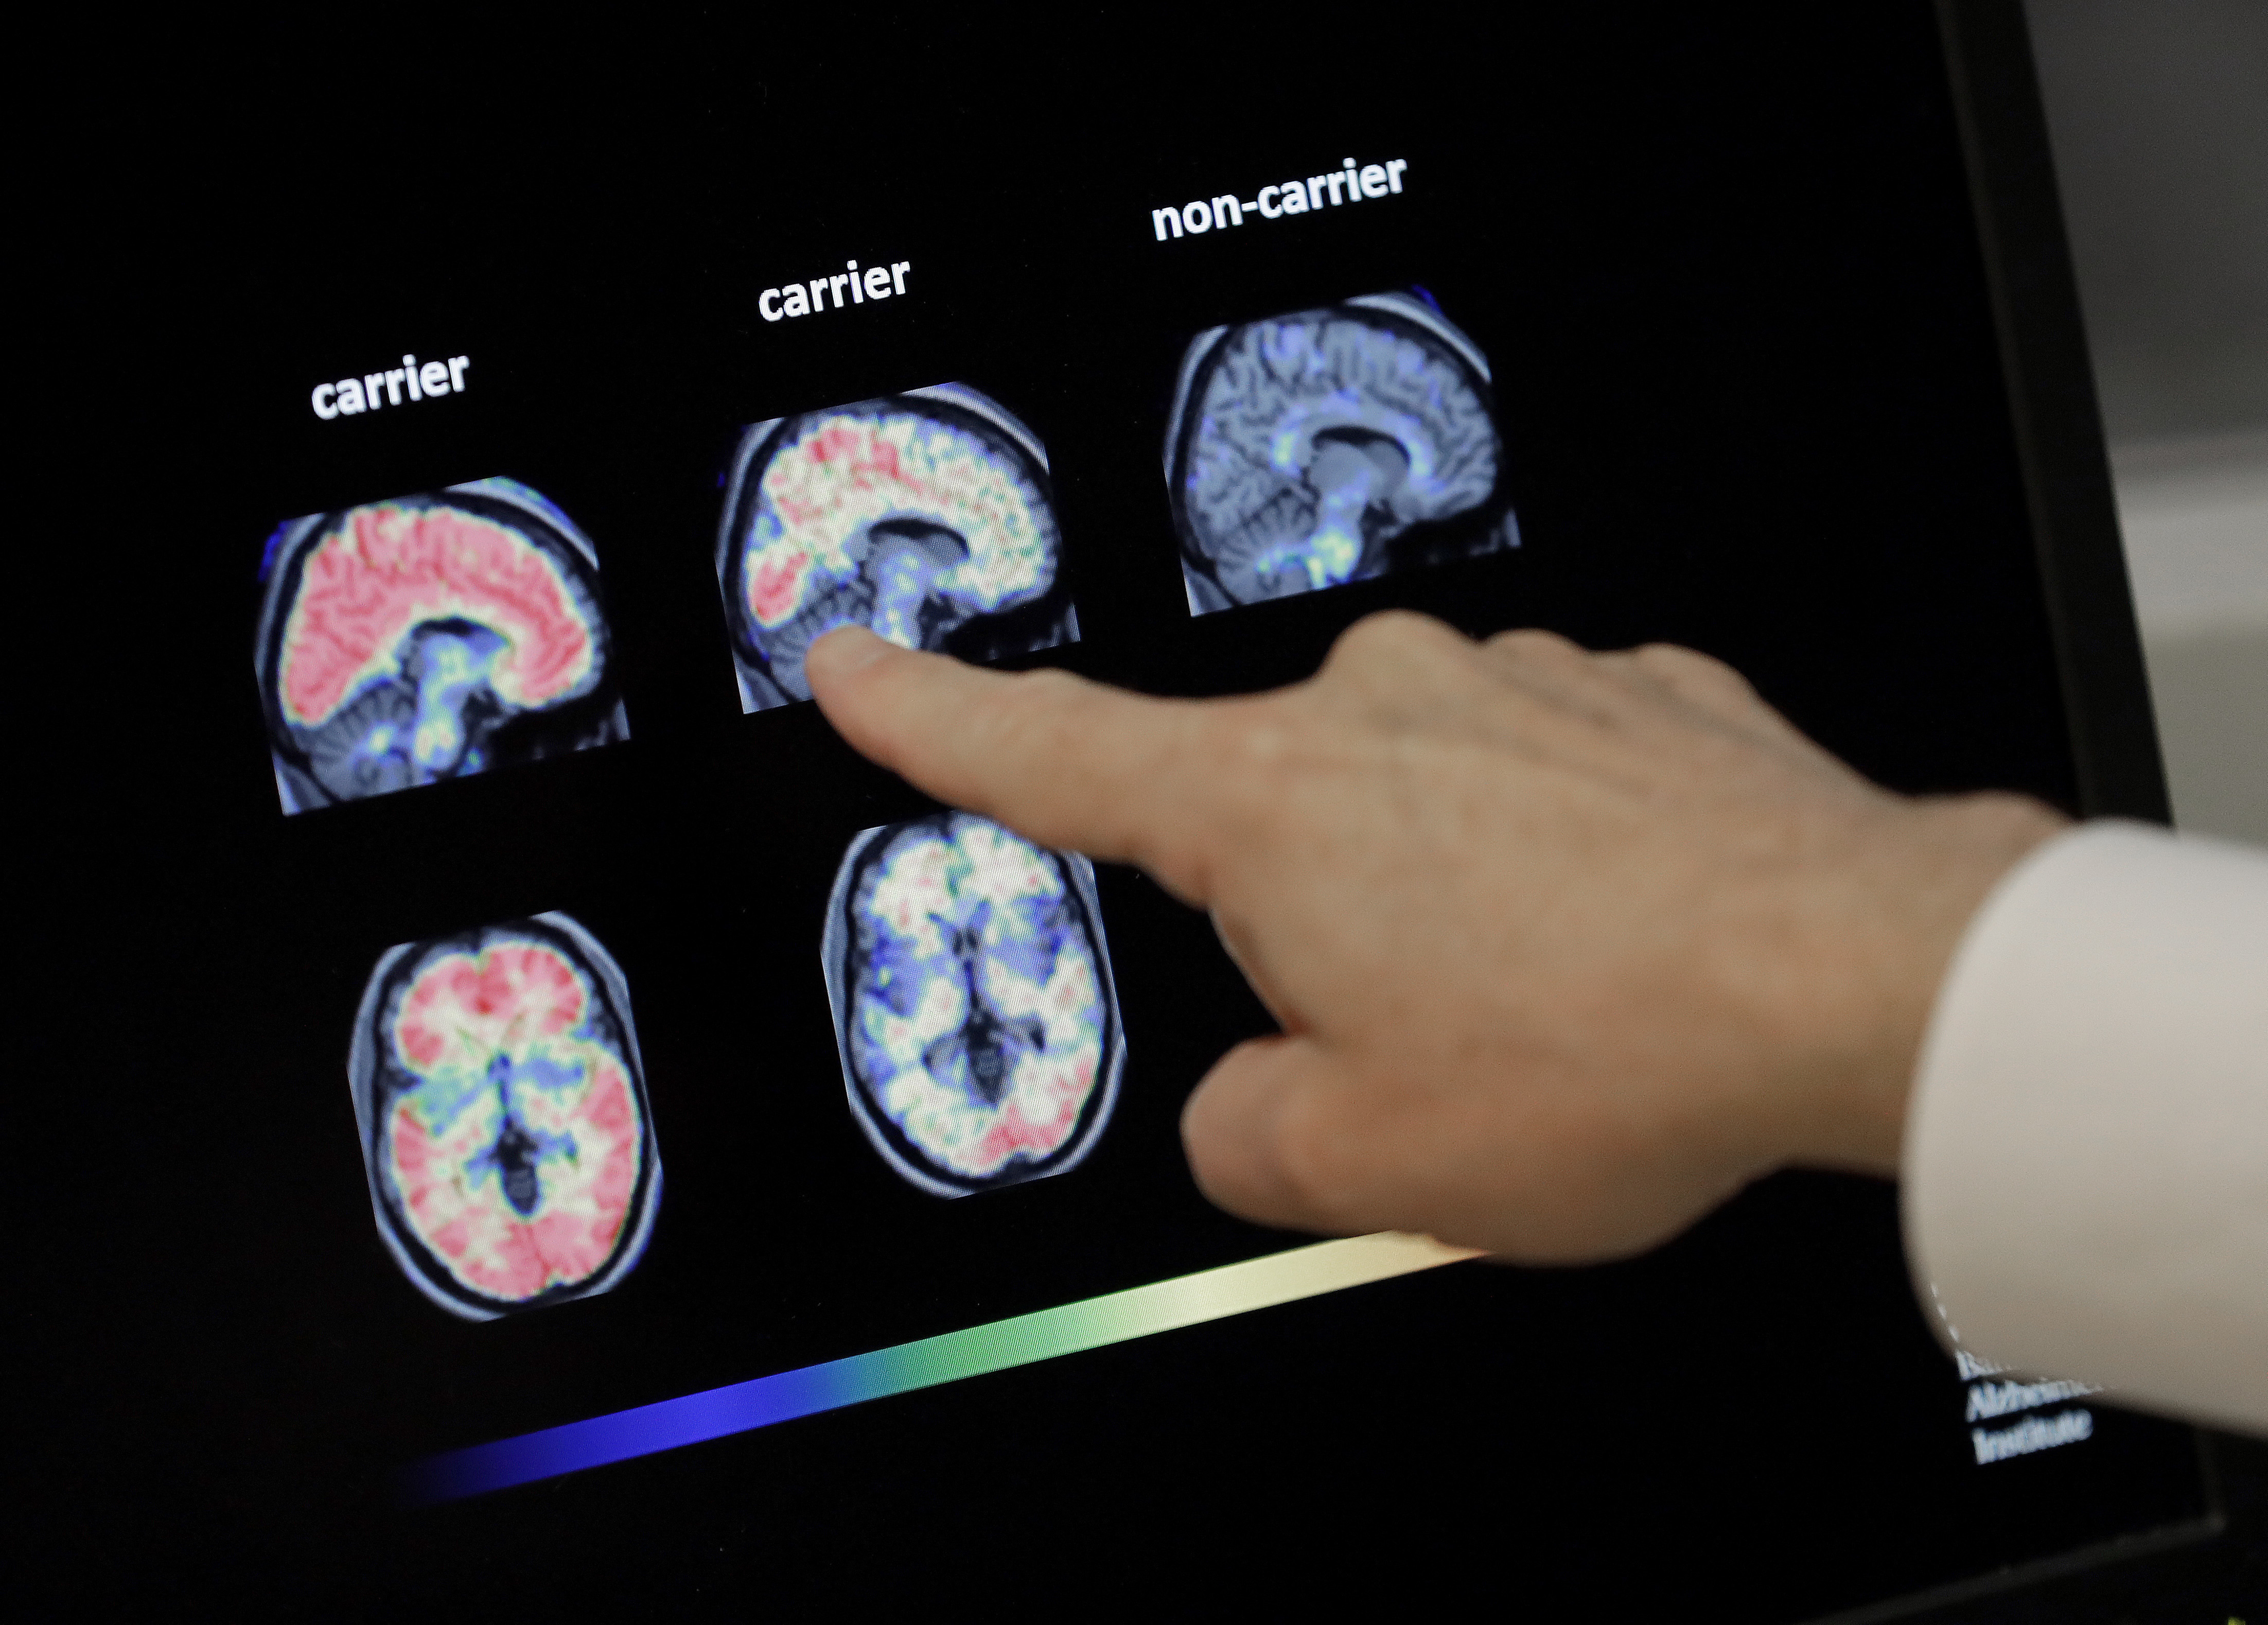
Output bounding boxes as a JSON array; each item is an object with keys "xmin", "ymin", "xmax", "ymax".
[
  {"xmin": 716, "ymin": 384, "xmax": 1078, "ymax": 710},
  {"xmin": 823, "ymin": 813, "xmax": 1126, "ymax": 1198},
  {"xmin": 254, "ymin": 478, "xmax": 628, "ymax": 814},
  {"xmin": 1165, "ymin": 291, "xmax": 1519, "ymax": 613},
  {"xmin": 347, "ymin": 914, "xmax": 660, "ymax": 1320}
]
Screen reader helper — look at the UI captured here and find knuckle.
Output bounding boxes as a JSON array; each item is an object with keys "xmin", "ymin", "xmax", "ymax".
[
  {"xmin": 991, "ymin": 666, "xmax": 1083, "ymax": 732},
  {"xmin": 1485, "ymin": 626, "xmax": 1587, "ymax": 668},
  {"xmin": 1321, "ymin": 613, "xmax": 1487, "ymax": 714},
  {"xmin": 1012, "ymin": 666, "xmax": 1088, "ymax": 704},
  {"xmin": 1328, "ymin": 609, "xmax": 1454, "ymax": 667},
  {"xmin": 957, "ymin": 684, "xmax": 1068, "ymax": 781},
  {"xmin": 1215, "ymin": 717, "xmax": 1304, "ymax": 825},
  {"xmin": 1264, "ymin": 1085, "xmax": 1364, "ymax": 1226},
  {"xmin": 1634, "ymin": 641, "xmax": 1745, "ymax": 689},
  {"xmin": 1223, "ymin": 707, "xmax": 1295, "ymax": 766}
]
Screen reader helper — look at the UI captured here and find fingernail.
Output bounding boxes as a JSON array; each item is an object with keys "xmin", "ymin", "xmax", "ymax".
[{"xmin": 810, "ymin": 624, "xmax": 888, "ymax": 677}]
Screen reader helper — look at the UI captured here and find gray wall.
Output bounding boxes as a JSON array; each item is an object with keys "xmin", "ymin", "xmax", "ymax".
[{"xmin": 2026, "ymin": 0, "xmax": 2268, "ymax": 841}]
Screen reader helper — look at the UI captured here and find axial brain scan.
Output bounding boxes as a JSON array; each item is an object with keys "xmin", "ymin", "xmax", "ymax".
[
  {"xmin": 716, "ymin": 385, "xmax": 1079, "ymax": 710},
  {"xmin": 823, "ymin": 813, "xmax": 1125, "ymax": 1197},
  {"xmin": 1165, "ymin": 291, "xmax": 1519, "ymax": 613},
  {"xmin": 348, "ymin": 914, "xmax": 660, "ymax": 1319},
  {"xmin": 254, "ymin": 478, "xmax": 628, "ymax": 814}
]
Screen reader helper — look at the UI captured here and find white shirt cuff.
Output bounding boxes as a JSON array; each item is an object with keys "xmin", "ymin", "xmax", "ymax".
[{"xmin": 1902, "ymin": 820, "xmax": 2268, "ymax": 1435}]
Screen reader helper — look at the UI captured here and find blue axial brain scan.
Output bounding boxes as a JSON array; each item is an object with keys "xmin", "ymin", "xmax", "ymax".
[
  {"xmin": 822, "ymin": 813, "xmax": 1126, "ymax": 1198},
  {"xmin": 346, "ymin": 912, "xmax": 662, "ymax": 1321},
  {"xmin": 253, "ymin": 478, "xmax": 630, "ymax": 814},
  {"xmin": 716, "ymin": 384, "xmax": 1080, "ymax": 711},
  {"xmin": 1165, "ymin": 291, "xmax": 1519, "ymax": 613}
]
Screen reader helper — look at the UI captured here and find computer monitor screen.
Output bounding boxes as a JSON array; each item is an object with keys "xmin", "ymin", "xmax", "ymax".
[{"xmin": 98, "ymin": 5, "xmax": 2213, "ymax": 1615}]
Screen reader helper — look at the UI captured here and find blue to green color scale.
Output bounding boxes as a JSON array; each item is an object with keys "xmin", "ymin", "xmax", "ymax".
[{"xmin": 408, "ymin": 1231, "xmax": 1475, "ymax": 1502}]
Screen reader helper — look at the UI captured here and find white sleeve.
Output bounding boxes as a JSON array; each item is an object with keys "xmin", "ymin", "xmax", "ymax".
[{"xmin": 1902, "ymin": 820, "xmax": 2268, "ymax": 1434}]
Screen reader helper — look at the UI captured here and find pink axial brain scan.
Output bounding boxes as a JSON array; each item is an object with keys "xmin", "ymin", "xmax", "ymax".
[
  {"xmin": 348, "ymin": 914, "xmax": 660, "ymax": 1319},
  {"xmin": 1165, "ymin": 291, "xmax": 1519, "ymax": 613},
  {"xmin": 716, "ymin": 385, "xmax": 1079, "ymax": 710},
  {"xmin": 255, "ymin": 478, "xmax": 628, "ymax": 813},
  {"xmin": 823, "ymin": 813, "xmax": 1125, "ymax": 1197}
]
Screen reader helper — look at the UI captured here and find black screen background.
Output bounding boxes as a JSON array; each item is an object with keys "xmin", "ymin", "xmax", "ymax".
[{"xmin": 40, "ymin": 7, "xmax": 2210, "ymax": 1616}]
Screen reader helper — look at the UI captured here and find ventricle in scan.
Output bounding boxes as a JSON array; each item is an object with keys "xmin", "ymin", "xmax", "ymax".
[
  {"xmin": 254, "ymin": 478, "xmax": 627, "ymax": 813},
  {"xmin": 716, "ymin": 385, "xmax": 1078, "ymax": 711},
  {"xmin": 823, "ymin": 813, "xmax": 1125, "ymax": 1197},
  {"xmin": 1166, "ymin": 291, "xmax": 1518, "ymax": 613},
  {"xmin": 349, "ymin": 915, "xmax": 660, "ymax": 1318}
]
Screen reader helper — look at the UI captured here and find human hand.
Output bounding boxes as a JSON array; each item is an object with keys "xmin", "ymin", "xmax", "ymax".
[{"xmin": 806, "ymin": 614, "xmax": 2067, "ymax": 1262}]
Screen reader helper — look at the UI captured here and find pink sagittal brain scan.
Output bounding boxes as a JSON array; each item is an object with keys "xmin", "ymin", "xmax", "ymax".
[
  {"xmin": 254, "ymin": 478, "xmax": 628, "ymax": 814},
  {"xmin": 1165, "ymin": 291, "xmax": 1520, "ymax": 614},
  {"xmin": 823, "ymin": 813, "xmax": 1126, "ymax": 1197},
  {"xmin": 716, "ymin": 384, "xmax": 1079, "ymax": 711},
  {"xmin": 347, "ymin": 914, "xmax": 660, "ymax": 1319}
]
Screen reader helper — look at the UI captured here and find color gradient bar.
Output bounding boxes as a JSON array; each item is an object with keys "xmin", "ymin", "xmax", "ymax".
[{"xmin": 407, "ymin": 1232, "xmax": 1479, "ymax": 1502}]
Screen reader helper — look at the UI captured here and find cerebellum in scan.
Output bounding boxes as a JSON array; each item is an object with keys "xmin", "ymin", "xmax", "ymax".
[
  {"xmin": 716, "ymin": 385, "xmax": 1079, "ymax": 710},
  {"xmin": 1165, "ymin": 291, "xmax": 1520, "ymax": 613},
  {"xmin": 255, "ymin": 478, "xmax": 629, "ymax": 814},
  {"xmin": 823, "ymin": 813, "xmax": 1126, "ymax": 1197},
  {"xmin": 347, "ymin": 914, "xmax": 661, "ymax": 1319}
]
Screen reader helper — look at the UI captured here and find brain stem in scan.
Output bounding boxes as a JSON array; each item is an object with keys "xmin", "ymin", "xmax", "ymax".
[{"xmin": 401, "ymin": 620, "xmax": 507, "ymax": 776}]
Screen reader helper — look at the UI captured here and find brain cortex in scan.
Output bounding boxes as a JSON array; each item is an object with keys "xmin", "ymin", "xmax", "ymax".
[
  {"xmin": 716, "ymin": 385, "xmax": 1079, "ymax": 711},
  {"xmin": 823, "ymin": 813, "xmax": 1126, "ymax": 1197},
  {"xmin": 1165, "ymin": 291, "xmax": 1520, "ymax": 614},
  {"xmin": 255, "ymin": 478, "xmax": 629, "ymax": 814},
  {"xmin": 349, "ymin": 914, "xmax": 660, "ymax": 1319}
]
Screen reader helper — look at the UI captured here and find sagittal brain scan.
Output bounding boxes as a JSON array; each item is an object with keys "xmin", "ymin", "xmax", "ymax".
[
  {"xmin": 347, "ymin": 914, "xmax": 660, "ymax": 1319},
  {"xmin": 716, "ymin": 384, "xmax": 1079, "ymax": 710},
  {"xmin": 823, "ymin": 813, "xmax": 1126, "ymax": 1197},
  {"xmin": 1165, "ymin": 291, "xmax": 1519, "ymax": 613},
  {"xmin": 254, "ymin": 478, "xmax": 628, "ymax": 814}
]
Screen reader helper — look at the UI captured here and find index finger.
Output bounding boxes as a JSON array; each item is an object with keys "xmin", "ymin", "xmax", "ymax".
[{"xmin": 805, "ymin": 626, "xmax": 1224, "ymax": 900}]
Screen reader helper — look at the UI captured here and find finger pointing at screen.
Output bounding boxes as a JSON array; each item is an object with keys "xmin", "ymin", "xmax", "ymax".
[{"xmin": 806, "ymin": 615, "xmax": 2067, "ymax": 1264}]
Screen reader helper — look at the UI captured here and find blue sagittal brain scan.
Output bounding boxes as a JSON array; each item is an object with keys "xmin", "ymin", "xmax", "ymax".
[
  {"xmin": 716, "ymin": 383, "xmax": 1080, "ymax": 711},
  {"xmin": 822, "ymin": 813, "xmax": 1126, "ymax": 1198},
  {"xmin": 1165, "ymin": 291, "xmax": 1519, "ymax": 613}
]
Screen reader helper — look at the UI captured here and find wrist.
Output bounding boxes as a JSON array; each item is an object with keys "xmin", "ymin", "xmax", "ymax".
[{"xmin": 1778, "ymin": 791, "xmax": 2071, "ymax": 1179}]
